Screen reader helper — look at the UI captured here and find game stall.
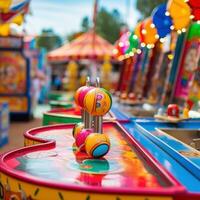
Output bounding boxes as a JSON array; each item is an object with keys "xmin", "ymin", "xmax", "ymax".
[
  {"xmin": 0, "ymin": 36, "xmax": 33, "ymax": 120},
  {"xmin": 114, "ymin": 0, "xmax": 200, "ymax": 118},
  {"xmin": 0, "ymin": 76, "xmax": 199, "ymax": 199},
  {"xmin": 0, "ymin": 0, "xmax": 33, "ymax": 120}
]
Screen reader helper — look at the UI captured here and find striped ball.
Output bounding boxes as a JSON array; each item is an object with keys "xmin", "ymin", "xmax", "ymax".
[
  {"xmin": 72, "ymin": 122, "xmax": 84, "ymax": 138},
  {"xmin": 84, "ymin": 88, "xmax": 112, "ymax": 116},
  {"xmin": 75, "ymin": 129, "xmax": 92, "ymax": 151},
  {"xmin": 85, "ymin": 133, "xmax": 110, "ymax": 158},
  {"xmin": 74, "ymin": 86, "xmax": 94, "ymax": 107}
]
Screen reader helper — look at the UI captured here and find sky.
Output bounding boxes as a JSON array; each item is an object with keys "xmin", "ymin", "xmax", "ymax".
[{"xmin": 24, "ymin": 0, "xmax": 140, "ymax": 37}]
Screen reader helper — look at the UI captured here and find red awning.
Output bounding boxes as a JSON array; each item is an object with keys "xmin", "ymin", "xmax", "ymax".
[{"xmin": 47, "ymin": 30, "xmax": 116, "ymax": 62}]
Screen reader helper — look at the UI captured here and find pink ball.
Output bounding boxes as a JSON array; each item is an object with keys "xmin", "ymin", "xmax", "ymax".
[
  {"xmin": 78, "ymin": 86, "xmax": 94, "ymax": 107},
  {"xmin": 75, "ymin": 129, "xmax": 92, "ymax": 152}
]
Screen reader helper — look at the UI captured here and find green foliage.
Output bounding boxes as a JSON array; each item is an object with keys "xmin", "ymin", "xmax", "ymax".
[
  {"xmin": 67, "ymin": 31, "xmax": 84, "ymax": 42},
  {"xmin": 66, "ymin": 32, "xmax": 74, "ymax": 42},
  {"xmin": 76, "ymin": 8, "xmax": 124, "ymax": 44},
  {"xmin": 81, "ymin": 16, "xmax": 90, "ymax": 32},
  {"xmin": 95, "ymin": 8, "xmax": 125, "ymax": 44},
  {"xmin": 136, "ymin": 0, "xmax": 167, "ymax": 20},
  {"xmin": 36, "ymin": 29, "xmax": 62, "ymax": 52}
]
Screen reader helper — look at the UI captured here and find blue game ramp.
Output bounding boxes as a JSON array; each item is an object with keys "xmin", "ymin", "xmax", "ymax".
[{"xmin": 122, "ymin": 120, "xmax": 200, "ymax": 194}]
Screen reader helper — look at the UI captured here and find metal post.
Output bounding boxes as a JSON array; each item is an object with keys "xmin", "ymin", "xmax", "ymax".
[
  {"xmin": 94, "ymin": 116, "xmax": 103, "ymax": 133},
  {"xmin": 83, "ymin": 76, "xmax": 93, "ymax": 128}
]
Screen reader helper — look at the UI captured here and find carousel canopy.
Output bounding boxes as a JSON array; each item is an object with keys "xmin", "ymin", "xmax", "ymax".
[
  {"xmin": 0, "ymin": 0, "xmax": 30, "ymax": 24},
  {"xmin": 47, "ymin": 30, "xmax": 115, "ymax": 62}
]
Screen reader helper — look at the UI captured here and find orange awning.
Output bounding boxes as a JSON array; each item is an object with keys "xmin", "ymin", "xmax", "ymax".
[{"xmin": 47, "ymin": 30, "xmax": 116, "ymax": 62}]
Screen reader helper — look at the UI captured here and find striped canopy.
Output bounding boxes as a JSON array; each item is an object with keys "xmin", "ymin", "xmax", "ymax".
[
  {"xmin": 0, "ymin": 0, "xmax": 29, "ymax": 24},
  {"xmin": 0, "ymin": 0, "xmax": 30, "ymax": 12},
  {"xmin": 47, "ymin": 31, "xmax": 115, "ymax": 62}
]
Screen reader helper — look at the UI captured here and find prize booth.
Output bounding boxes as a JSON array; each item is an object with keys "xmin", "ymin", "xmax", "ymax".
[{"xmin": 0, "ymin": 36, "xmax": 32, "ymax": 120}]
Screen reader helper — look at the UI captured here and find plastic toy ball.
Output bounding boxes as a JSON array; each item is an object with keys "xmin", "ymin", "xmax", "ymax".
[
  {"xmin": 74, "ymin": 86, "xmax": 94, "ymax": 107},
  {"xmin": 128, "ymin": 92, "xmax": 136, "ymax": 101},
  {"xmin": 84, "ymin": 88, "xmax": 112, "ymax": 116},
  {"xmin": 167, "ymin": 104, "xmax": 179, "ymax": 118},
  {"xmin": 85, "ymin": 133, "xmax": 110, "ymax": 158},
  {"xmin": 72, "ymin": 122, "xmax": 84, "ymax": 138},
  {"xmin": 74, "ymin": 86, "xmax": 84, "ymax": 106},
  {"xmin": 75, "ymin": 129, "xmax": 93, "ymax": 151}
]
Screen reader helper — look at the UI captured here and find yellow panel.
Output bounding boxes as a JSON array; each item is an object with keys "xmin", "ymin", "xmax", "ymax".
[
  {"xmin": 0, "ymin": 23, "xmax": 10, "ymax": 36},
  {"xmin": 12, "ymin": 14, "xmax": 24, "ymax": 25},
  {"xmin": 0, "ymin": 173, "xmax": 173, "ymax": 200},
  {"xmin": 0, "ymin": 0, "xmax": 12, "ymax": 11}
]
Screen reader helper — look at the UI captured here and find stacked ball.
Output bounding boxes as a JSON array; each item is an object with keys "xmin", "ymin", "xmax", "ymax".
[
  {"xmin": 85, "ymin": 133, "xmax": 110, "ymax": 158},
  {"xmin": 72, "ymin": 85, "xmax": 94, "ymax": 142},
  {"xmin": 84, "ymin": 88, "xmax": 112, "ymax": 158},
  {"xmin": 75, "ymin": 129, "xmax": 93, "ymax": 151},
  {"xmin": 72, "ymin": 122, "xmax": 84, "ymax": 138},
  {"xmin": 84, "ymin": 88, "xmax": 112, "ymax": 116},
  {"xmin": 72, "ymin": 86, "xmax": 112, "ymax": 158}
]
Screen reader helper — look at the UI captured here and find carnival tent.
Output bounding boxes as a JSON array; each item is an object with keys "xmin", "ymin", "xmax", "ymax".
[
  {"xmin": 47, "ymin": 30, "xmax": 115, "ymax": 62},
  {"xmin": 0, "ymin": 0, "xmax": 29, "ymax": 24}
]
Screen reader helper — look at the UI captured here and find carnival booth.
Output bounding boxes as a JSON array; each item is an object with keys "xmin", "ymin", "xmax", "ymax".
[
  {"xmin": 46, "ymin": 30, "xmax": 117, "ymax": 110},
  {"xmin": 47, "ymin": 30, "xmax": 116, "ymax": 91},
  {"xmin": 114, "ymin": 0, "xmax": 200, "ymax": 117},
  {"xmin": 0, "ymin": 36, "xmax": 33, "ymax": 120},
  {"xmin": 0, "ymin": 0, "xmax": 34, "ymax": 120}
]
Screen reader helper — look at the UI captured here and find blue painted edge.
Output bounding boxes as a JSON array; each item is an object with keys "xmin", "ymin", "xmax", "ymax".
[
  {"xmin": 122, "ymin": 121, "xmax": 200, "ymax": 193},
  {"xmin": 135, "ymin": 122, "xmax": 200, "ymax": 180},
  {"xmin": 111, "ymin": 107, "xmax": 130, "ymax": 121}
]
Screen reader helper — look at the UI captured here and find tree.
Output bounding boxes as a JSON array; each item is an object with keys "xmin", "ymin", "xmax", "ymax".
[
  {"xmin": 81, "ymin": 16, "xmax": 90, "ymax": 32},
  {"xmin": 67, "ymin": 31, "xmax": 84, "ymax": 42},
  {"xmin": 36, "ymin": 29, "xmax": 62, "ymax": 51},
  {"xmin": 136, "ymin": 0, "xmax": 167, "ymax": 20},
  {"xmin": 77, "ymin": 8, "xmax": 124, "ymax": 44},
  {"xmin": 95, "ymin": 8, "xmax": 125, "ymax": 44}
]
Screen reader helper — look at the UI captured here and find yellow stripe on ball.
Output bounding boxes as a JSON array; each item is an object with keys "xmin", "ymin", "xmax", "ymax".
[
  {"xmin": 84, "ymin": 88, "xmax": 112, "ymax": 116},
  {"xmin": 85, "ymin": 133, "xmax": 110, "ymax": 158}
]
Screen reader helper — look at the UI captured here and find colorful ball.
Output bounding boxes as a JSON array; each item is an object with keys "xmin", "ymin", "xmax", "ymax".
[
  {"xmin": 84, "ymin": 88, "xmax": 112, "ymax": 116},
  {"xmin": 128, "ymin": 92, "xmax": 136, "ymax": 101},
  {"xmin": 74, "ymin": 86, "xmax": 94, "ymax": 107},
  {"xmin": 74, "ymin": 87, "xmax": 84, "ymax": 106},
  {"xmin": 72, "ymin": 122, "xmax": 84, "ymax": 138},
  {"xmin": 75, "ymin": 129, "xmax": 93, "ymax": 151},
  {"xmin": 167, "ymin": 104, "xmax": 179, "ymax": 117},
  {"xmin": 85, "ymin": 133, "xmax": 110, "ymax": 158}
]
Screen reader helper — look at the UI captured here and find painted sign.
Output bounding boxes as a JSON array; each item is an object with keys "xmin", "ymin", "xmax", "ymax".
[
  {"xmin": 174, "ymin": 40, "xmax": 200, "ymax": 99},
  {"xmin": 0, "ymin": 51, "xmax": 26, "ymax": 94}
]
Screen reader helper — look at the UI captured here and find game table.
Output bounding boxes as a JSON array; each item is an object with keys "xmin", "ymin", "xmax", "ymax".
[
  {"xmin": 48, "ymin": 92, "xmax": 73, "ymax": 101},
  {"xmin": 122, "ymin": 119, "xmax": 200, "ymax": 199},
  {"xmin": 49, "ymin": 100, "xmax": 73, "ymax": 109},
  {"xmin": 0, "ymin": 122, "xmax": 186, "ymax": 200}
]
